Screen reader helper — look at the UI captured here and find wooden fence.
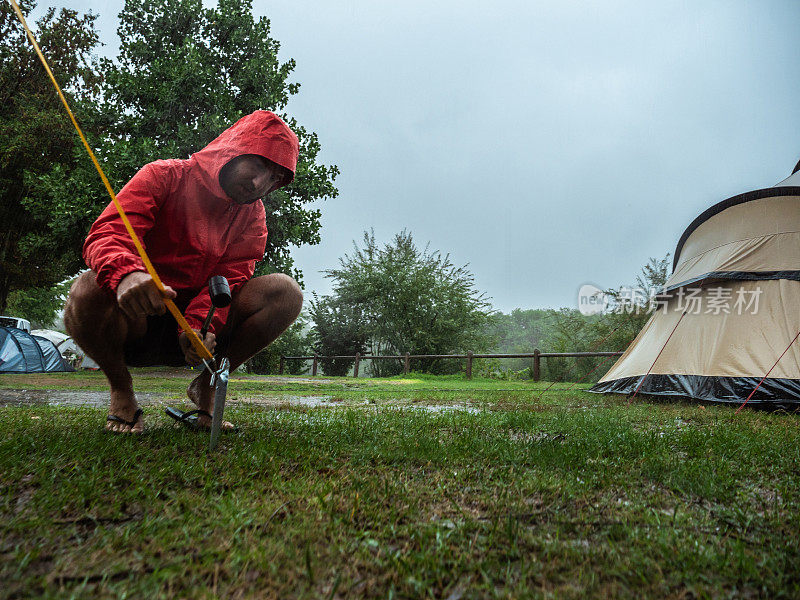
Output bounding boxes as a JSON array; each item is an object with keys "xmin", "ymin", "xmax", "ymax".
[{"xmin": 279, "ymin": 351, "xmax": 623, "ymax": 380}]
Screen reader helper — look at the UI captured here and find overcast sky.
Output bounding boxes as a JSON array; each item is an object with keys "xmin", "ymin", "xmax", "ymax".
[{"xmin": 36, "ymin": 1, "xmax": 800, "ymax": 312}]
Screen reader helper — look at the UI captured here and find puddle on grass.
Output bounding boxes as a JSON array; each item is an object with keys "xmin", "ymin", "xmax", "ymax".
[
  {"xmin": 0, "ymin": 389, "xmax": 484, "ymax": 415},
  {"xmin": 0, "ymin": 389, "xmax": 340, "ymax": 409},
  {"xmin": 238, "ymin": 395, "xmax": 483, "ymax": 414},
  {"xmin": 231, "ymin": 376, "xmax": 337, "ymax": 385},
  {"xmin": 402, "ymin": 403, "xmax": 482, "ymax": 415},
  {"xmin": 249, "ymin": 395, "xmax": 337, "ymax": 408},
  {"xmin": 0, "ymin": 389, "xmax": 165, "ymax": 408}
]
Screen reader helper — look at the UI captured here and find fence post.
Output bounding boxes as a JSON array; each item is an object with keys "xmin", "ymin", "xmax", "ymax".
[
  {"xmin": 466, "ymin": 351, "xmax": 473, "ymax": 380},
  {"xmin": 279, "ymin": 356, "xmax": 285, "ymax": 375},
  {"xmin": 312, "ymin": 353, "xmax": 318, "ymax": 376},
  {"xmin": 354, "ymin": 352, "xmax": 360, "ymax": 378},
  {"xmin": 533, "ymin": 349, "xmax": 540, "ymax": 381},
  {"xmin": 404, "ymin": 352, "xmax": 410, "ymax": 375}
]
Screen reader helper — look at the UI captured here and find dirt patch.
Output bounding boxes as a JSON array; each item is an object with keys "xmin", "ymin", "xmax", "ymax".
[{"xmin": 13, "ymin": 473, "xmax": 36, "ymax": 516}]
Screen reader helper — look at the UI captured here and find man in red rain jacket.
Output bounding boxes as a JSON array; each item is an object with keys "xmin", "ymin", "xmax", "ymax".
[{"xmin": 65, "ymin": 111, "xmax": 303, "ymax": 433}]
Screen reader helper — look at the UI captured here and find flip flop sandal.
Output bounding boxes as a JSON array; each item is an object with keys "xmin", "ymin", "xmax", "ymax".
[
  {"xmin": 106, "ymin": 408, "xmax": 143, "ymax": 433},
  {"xmin": 165, "ymin": 407, "xmax": 211, "ymax": 429},
  {"xmin": 165, "ymin": 407, "xmax": 239, "ymax": 432}
]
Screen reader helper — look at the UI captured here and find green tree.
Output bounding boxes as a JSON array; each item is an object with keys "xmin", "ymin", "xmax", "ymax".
[
  {"xmin": 0, "ymin": 1, "xmax": 103, "ymax": 312},
  {"xmin": 5, "ymin": 280, "xmax": 72, "ymax": 328},
  {"xmin": 308, "ymin": 294, "xmax": 369, "ymax": 376},
  {"xmin": 244, "ymin": 311, "xmax": 313, "ymax": 375},
  {"xmin": 100, "ymin": 0, "xmax": 338, "ymax": 282},
  {"xmin": 315, "ymin": 230, "xmax": 493, "ymax": 376},
  {"xmin": 546, "ymin": 255, "xmax": 671, "ymax": 383},
  {"xmin": 544, "ymin": 308, "xmax": 602, "ymax": 382},
  {"xmin": 2, "ymin": 0, "xmax": 335, "ymax": 316},
  {"xmin": 483, "ymin": 308, "xmax": 560, "ymax": 373},
  {"xmin": 592, "ymin": 254, "xmax": 671, "ymax": 352}
]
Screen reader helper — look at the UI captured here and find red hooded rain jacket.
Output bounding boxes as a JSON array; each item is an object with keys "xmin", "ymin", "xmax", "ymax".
[{"xmin": 83, "ymin": 110, "xmax": 299, "ymax": 335}]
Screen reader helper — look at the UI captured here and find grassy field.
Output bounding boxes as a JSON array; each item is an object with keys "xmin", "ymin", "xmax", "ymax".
[{"xmin": 1, "ymin": 370, "xmax": 799, "ymax": 599}]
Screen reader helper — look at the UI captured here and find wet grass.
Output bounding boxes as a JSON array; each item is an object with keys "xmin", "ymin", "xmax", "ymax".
[{"xmin": 1, "ymin": 372, "xmax": 799, "ymax": 598}]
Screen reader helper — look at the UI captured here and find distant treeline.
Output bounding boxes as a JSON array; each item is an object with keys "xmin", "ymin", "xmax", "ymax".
[
  {"xmin": 246, "ymin": 228, "xmax": 670, "ymax": 382},
  {"xmin": 480, "ymin": 255, "xmax": 670, "ymax": 382},
  {"xmin": 478, "ymin": 308, "xmax": 604, "ymax": 381}
]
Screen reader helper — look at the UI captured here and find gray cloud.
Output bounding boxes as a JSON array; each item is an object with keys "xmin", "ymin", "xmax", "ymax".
[{"xmin": 36, "ymin": 1, "xmax": 800, "ymax": 311}]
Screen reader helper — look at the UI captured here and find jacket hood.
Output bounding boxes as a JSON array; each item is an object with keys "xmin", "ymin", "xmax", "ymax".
[{"xmin": 189, "ymin": 110, "xmax": 299, "ymax": 201}]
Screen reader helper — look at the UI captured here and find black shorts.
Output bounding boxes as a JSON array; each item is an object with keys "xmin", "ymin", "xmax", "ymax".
[{"xmin": 123, "ymin": 310, "xmax": 187, "ymax": 367}]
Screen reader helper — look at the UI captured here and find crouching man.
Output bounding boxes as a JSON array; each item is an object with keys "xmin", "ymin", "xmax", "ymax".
[{"xmin": 65, "ymin": 111, "xmax": 303, "ymax": 433}]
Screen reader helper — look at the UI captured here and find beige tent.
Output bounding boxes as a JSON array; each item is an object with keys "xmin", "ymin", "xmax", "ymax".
[{"xmin": 592, "ymin": 160, "xmax": 800, "ymax": 404}]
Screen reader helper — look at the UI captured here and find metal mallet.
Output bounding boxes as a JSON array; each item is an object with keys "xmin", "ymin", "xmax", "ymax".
[{"xmin": 200, "ymin": 275, "xmax": 232, "ymax": 338}]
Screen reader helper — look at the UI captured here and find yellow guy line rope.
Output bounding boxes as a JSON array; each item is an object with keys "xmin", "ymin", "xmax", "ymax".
[{"xmin": 9, "ymin": 0, "xmax": 212, "ymax": 362}]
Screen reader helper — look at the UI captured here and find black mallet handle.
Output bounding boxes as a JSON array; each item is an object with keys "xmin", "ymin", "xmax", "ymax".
[{"xmin": 200, "ymin": 275, "xmax": 231, "ymax": 338}]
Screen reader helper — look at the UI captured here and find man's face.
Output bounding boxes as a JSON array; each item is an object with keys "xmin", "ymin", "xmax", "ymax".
[{"xmin": 219, "ymin": 154, "xmax": 286, "ymax": 204}]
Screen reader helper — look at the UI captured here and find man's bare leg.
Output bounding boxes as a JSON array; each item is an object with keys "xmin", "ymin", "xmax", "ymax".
[
  {"xmin": 187, "ymin": 273, "xmax": 303, "ymax": 426},
  {"xmin": 64, "ymin": 272, "xmax": 147, "ymax": 433}
]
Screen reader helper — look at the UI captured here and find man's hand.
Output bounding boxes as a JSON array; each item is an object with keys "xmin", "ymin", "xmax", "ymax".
[
  {"xmin": 117, "ymin": 271, "xmax": 177, "ymax": 320},
  {"xmin": 179, "ymin": 329, "xmax": 216, "ymax": 366}
]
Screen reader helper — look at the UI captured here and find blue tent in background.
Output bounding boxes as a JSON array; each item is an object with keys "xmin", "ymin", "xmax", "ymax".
[{"xmin": 0, "ymin": 327, "xmax": 74, "ymax": 373}]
